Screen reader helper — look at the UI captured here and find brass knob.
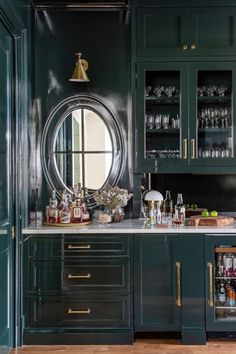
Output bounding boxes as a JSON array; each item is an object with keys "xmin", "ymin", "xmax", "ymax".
[
  {"xmin": 190, "ymin": 44, "xmax": 196, "ymax": 50},
  {"xmin": 182, "ymin": 44, "xmax": 188, "ymax": 51}
]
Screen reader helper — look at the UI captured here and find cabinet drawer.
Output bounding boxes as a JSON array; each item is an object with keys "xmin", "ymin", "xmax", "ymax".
[
  {"xmin": 28, "ymin": 295, "xmax": 130, "ymax": 328},
  {"xmin": 63, "ymin": 261, "xmax": 129, "ymax": 291},
  {"xmin": 64, "ymin": 235, "xmax": 130, "ymax": 257}
]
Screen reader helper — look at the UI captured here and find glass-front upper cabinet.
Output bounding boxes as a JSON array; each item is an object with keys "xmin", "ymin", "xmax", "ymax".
[
  {"xmin": 189, "ymin": 62, "xmax": 236, "ymax": 169},
  {"xmin": 206, "ymin": 235, "xmax": 236, "ymax": 332},
  {"xmin": 135, "ymin": 62, "xmax": 189, "ymax": 172},
  {"xmin": 135, "ymin": 62, "xmax": 236, "ymax": 173}
]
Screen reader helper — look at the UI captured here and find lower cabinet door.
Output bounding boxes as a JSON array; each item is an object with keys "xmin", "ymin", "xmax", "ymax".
[
  {"xmin": 134, "ymin": 234, "xmax": 181, "ymax": 331},
  {"xmin": 27, "ymin": 295, "xmax": 130, "ymax": 328}
]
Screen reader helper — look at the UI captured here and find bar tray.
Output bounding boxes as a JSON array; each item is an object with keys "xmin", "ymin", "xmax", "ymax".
[{"xmin": 42, "ymin": 221, "xmax": 92, "ymax": 227}]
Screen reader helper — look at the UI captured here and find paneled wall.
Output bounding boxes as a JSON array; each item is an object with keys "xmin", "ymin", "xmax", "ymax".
[{"xmin": 30, "ymin": 6, "xmax": 131, "ymax": 217}]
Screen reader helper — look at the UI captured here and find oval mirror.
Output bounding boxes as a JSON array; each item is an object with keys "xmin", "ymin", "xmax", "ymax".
[{"xmin": 42, "ymin": 95, "xmax": 125, "ymax": 206}]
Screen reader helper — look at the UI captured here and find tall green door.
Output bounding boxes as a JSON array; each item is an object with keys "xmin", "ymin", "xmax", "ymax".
[{"xmin": 0, "ymin": 20, "xmax": 14, "ymax": 354}]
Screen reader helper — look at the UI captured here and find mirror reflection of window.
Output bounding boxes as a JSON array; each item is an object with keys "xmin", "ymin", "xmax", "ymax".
[{"xmin": 55, "ymin": 108, "xmax": 113, "ymax": 192}]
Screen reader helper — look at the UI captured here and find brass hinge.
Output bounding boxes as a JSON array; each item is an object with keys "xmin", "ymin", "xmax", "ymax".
[{"xmin": 11, "ymin": 226, "xmax": 15, "ymax": 239}]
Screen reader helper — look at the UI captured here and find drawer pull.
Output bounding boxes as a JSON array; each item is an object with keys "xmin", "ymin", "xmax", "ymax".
[
  {"xmin": 176, "ymin": 261, "xmax": 181, "ymax": 307},
  {"xmin": 68, "ymin": 308, "xmax": 91, "ymax": 315},
  {"xmin": 68, "ymin": 273, "xmax": 91, "ymax": 279},
  {"xmin": 183, "ymin": 139, "xmax": 188, "ymax": 159},
  {"xmin": 191, "ymin": 138, "xmax": 196, "ymax": 159},
  {"xmin": 68, "ymin": 244, "xmax": 91, "ymax": 249},
  {"xmin": 208, "ymin": 262, "xmax": 214, "ymax": 307}
]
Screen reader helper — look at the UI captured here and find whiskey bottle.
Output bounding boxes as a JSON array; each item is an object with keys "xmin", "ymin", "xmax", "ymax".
[
  {"xmin": 163, "ymin": 190, "xmax": 173, "ymax": 213},
  {"xmin": 174, "ymin": 193, "xmax": 185, "ymax": 224},
  {"xmin": 47, "ymin": 189, "xmax": 58, "ymax": 224},
  {"xmin": 72, "ymin": 189, "xmax": 82, "ymax": 223},
  {"xmin": 58, "ymin": 190, "xmax": 71, "ymax": 224}
]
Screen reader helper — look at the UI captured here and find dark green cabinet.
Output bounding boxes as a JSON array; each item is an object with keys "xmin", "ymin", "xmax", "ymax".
[
  {"xmin": 136, "ymin": 7, "xmax": 236, "ymax": 58},
  {"xmin": 134, "ymin": 234, "xmax": 181, "ymax": 331},
  {"xmin": 135, "ymin": 61, "xmax": 236, "ymax": 173},
  {"xmin": 205, "ymin": 234, "xmax": 236, "ymax": 332},
  {"xmin": 23, "ymin": 234, "xmax": 133, "ymax": 344}
]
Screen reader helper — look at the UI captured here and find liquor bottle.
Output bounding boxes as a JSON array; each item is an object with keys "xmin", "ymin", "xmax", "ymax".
[
  {"xmin": 81, "ymin": 190, "xmax": 90, "ymax": 222},
  {"xmin": 72, "ymin": 188, "xmax": 83, "ymax": 223},
  {"xmin": 218, "ymin": 281, "xmax": 226, "ymax": 305},
  {"xmin": 224, "ymin": 252, "xmax": 233, "ymax": 277},
  {"xmin": 216, "ymin": 253, "xmax": 224, "ymax": 276},
  {"xmin": 47, "ymin": 189, "xmax": 58, "ymax": 224},
  {"xmin": 174, "ymin": 193, "xmax": 185, "ymax": 224},
  {"xmin": 58, "ymin": 190, "xmax": 71, "ymax": 224},
  {"xmin": 233, "ymin": 253, "xmax": 236, "ymax": 277},
  {"xmin": 163, "ymin": 190, "xmax": 173, "ymax": 215}
]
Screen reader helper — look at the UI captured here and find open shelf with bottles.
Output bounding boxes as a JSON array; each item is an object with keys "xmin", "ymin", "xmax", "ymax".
[{"xmin": 214, "ymin": 246, "xmax": 236, "ymax": 322}]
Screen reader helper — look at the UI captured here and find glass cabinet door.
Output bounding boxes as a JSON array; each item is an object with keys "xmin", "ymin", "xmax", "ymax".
[
  {"xmin": 206, "ymin": 235, "xmax": 236, "ymax": 331},
  {"xmin": 189, "ymin": 63, "xmax": 236, "ymax": 168},
  {"xmin": 136, "ymin": 62, "xmax": 188, "ymax": 172},
  {"xmin": 214, "ymin": 246, "xmax": 236, "ymax": 322}
]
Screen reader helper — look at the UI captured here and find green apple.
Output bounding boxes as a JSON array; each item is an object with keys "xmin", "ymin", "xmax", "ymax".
[
  {"xmin": 184, "ymin": 203, "xmax": 190, "ymax": 209},
  {"xmin": 191, "ymin": 203, "xmax": 198, "ymax": 209},
  {"xmin": 201, "ymin": 210, "xmax": 209, "ymax": 217},
  {"xmin": 210, "ymin": 210, "xmax": 218, "ymax": 217}
]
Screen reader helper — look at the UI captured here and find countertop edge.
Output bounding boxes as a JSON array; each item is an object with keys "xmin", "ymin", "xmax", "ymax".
[{"xmin": 22, "ymin": 220, "xmax": 236, "ymax": 234}]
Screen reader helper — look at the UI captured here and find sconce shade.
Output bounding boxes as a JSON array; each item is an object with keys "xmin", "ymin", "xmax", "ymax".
[{"xmin": 69, "ymin": 52, "xmax": 90, "ymax": 82}]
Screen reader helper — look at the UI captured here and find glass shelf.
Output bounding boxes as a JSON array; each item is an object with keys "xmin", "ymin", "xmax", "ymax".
[
  {"xmin": 146, "ymin": 96, "xmax": 180, "ymax": 104},
  {"xmin": 216, "ymin": 277, "xmax": 236, "ymax": 280},
  {"xmin": 198, "ymin": 128, "xmax": 232, "ymax": 133},
  {"xmin": 146, "ymin": 129, "xmax": 180, "ymax": 134},
  {"xmin": 198, "ymin": 95, "xmax": 231, "ymax": 104}
]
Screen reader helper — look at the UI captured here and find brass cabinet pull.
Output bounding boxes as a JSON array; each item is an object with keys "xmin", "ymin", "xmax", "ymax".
[
  {"xmin": 68, "ymin": 244, "xmax": 91, "ymax": 249},
  {"xmin": 182, "ymin": 44, "xmax": 188, "ymax": 50},
  {"xmin": 68, "ymin": 273, "xmax": 91, "ymax": 279},
  {"xmin": 191, "ymin": 139, "xmax": 196, "ymax": 159},
  {"xmin": 68, "ymin": 308, "xmax": 91, "ymax": 314},
  {"xmin": 208, "ymin": 262, "xmax": 214, "ymax": 307},
  {"xmin": 190, "ymin": 44, "xmax": 196, "ymax": 50},
  {"xmin": 183, "ymin": 139, "xmax": 188, "ymax": 159},
  {"xmin": 176, "ymin": 261, "xmax": 181, "ymax": 307}
]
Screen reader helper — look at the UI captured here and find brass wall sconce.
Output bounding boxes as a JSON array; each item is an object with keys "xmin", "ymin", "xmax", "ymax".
[{"xmin": 69, "ymin": 52, "xmax": 90, "ymax": 82}]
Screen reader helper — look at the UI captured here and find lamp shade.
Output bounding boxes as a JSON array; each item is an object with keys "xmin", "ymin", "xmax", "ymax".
[
  {"xmin": 143, "ymin": 190, "xmax": 164, "ymax": 201},
  {"xmin": 69, "ymin": 52, "xmax": 90, "ymax": 82}
]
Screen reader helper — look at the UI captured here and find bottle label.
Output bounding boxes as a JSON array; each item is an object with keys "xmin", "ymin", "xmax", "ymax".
[
  {"xmin": 60, "ymin": 210, "xmax": 71, "ymax": 223},
  {"xmin": 48, "ymin": 208, "xmax": 58, "ymax": 223},
  {"xmin": 218, "ymin": 293, "xmax": 226, "ymax": 304},
  {"xmin": 73, "ymin": 207, "xmax": 81, "ymax": 222},
  {"xmin": 225, "ymin": 256, "xmax": 233, "ymax": 270}
]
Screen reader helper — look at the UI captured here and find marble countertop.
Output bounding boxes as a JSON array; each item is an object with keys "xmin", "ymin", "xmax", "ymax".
[{"xmin": 22, "ymin": 218, "xmax": 236, "ymax": 234}]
